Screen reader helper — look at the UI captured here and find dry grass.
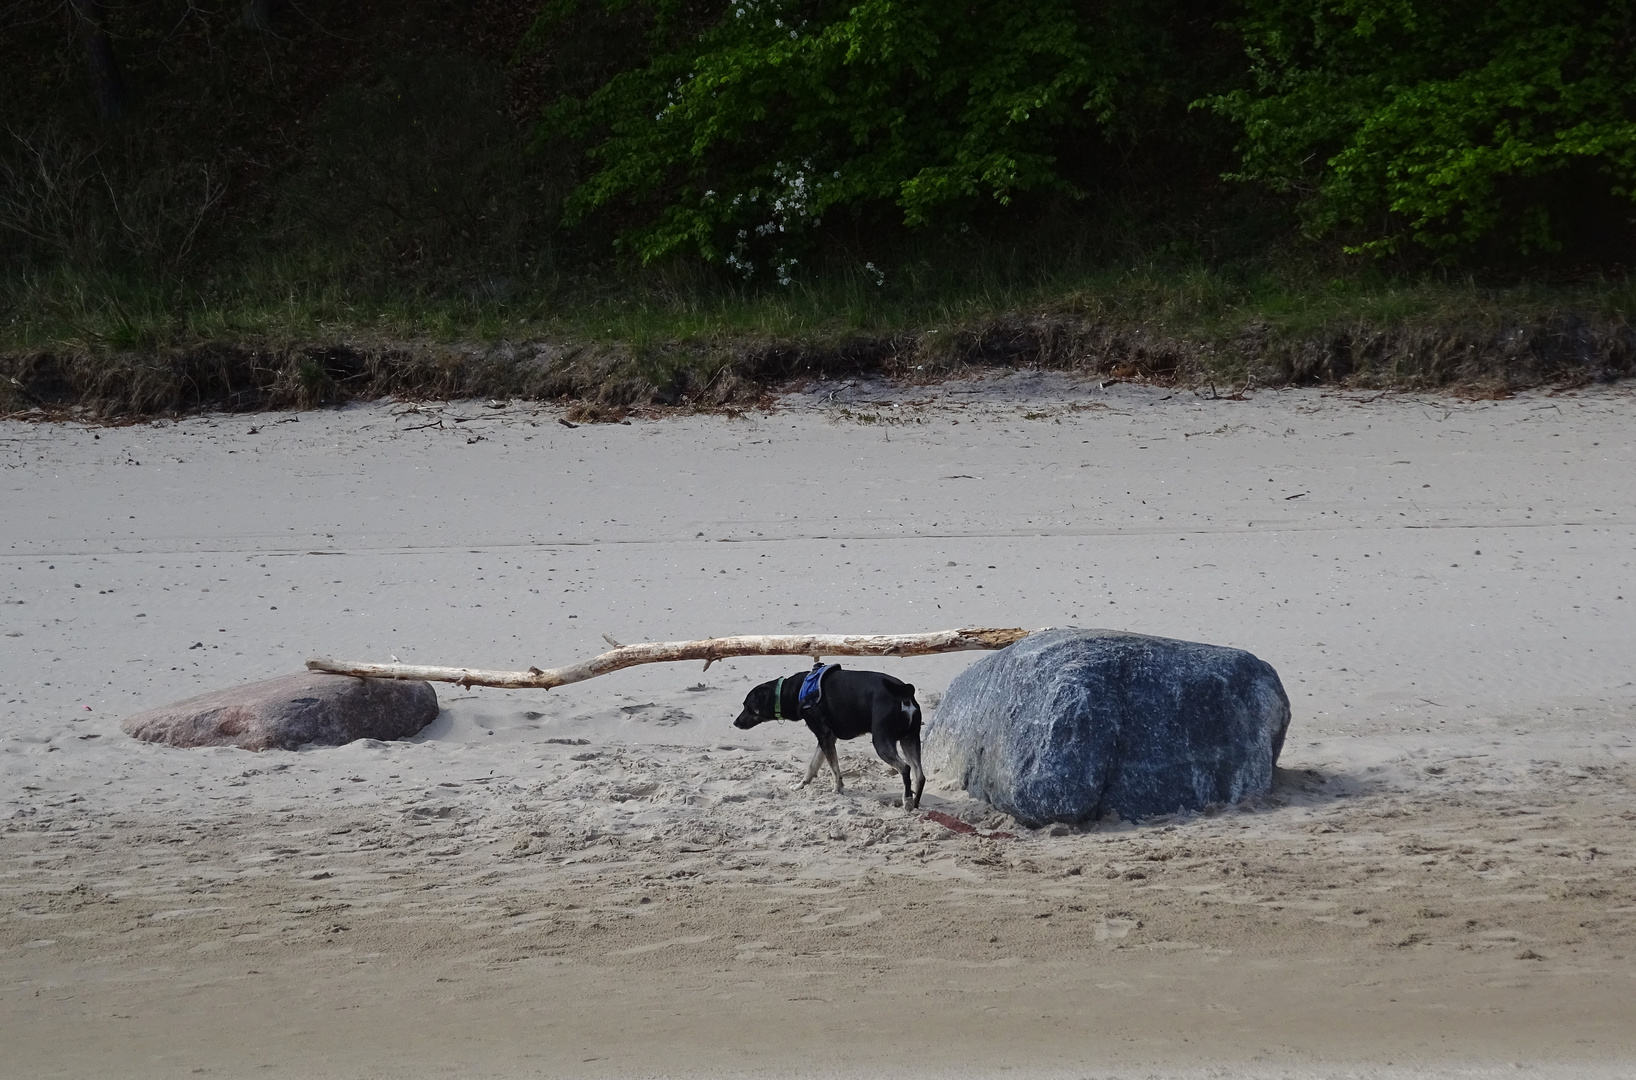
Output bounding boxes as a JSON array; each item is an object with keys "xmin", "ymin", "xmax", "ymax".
[{"xmin": 3, "ymin": 261, "xmax": 1634, "ymax": 418}]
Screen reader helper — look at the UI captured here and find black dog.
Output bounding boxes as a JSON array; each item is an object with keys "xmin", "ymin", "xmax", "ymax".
[{"xmin": 734, "ymin": 665, "xmax": 925, "ymax": 809}]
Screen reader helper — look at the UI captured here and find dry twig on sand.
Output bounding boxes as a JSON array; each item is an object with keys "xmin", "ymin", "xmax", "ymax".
[{"xmin": 307, "ymin": 627, "xmax": 1038, "ymax": 690}]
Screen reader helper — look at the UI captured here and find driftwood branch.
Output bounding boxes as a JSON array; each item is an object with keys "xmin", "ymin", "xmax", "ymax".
[{"xmin": 306, "ymin": 627, "xmax": 1039, "ymax": 690}]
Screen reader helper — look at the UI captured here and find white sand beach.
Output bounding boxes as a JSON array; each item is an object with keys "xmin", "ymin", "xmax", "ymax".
[{"xmin": 3, "ymin": 375, "xmax": 1634, "ymax": 1079}]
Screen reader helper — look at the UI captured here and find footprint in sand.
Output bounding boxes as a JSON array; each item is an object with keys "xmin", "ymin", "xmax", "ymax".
[
  {"xmin": 833, "ymin": 909, "xmax": 882, "ymax": 928},
  {"xmin": 735, "ymin": 941, "xmax": 776, "ymax": 960},
  {"xmin": 1095, "ymin": 917, "xmax": 1138, "ymax": 941},
  {"xmin": 609, "ymin": 934, "xmax": 715, "ymax": 956}
]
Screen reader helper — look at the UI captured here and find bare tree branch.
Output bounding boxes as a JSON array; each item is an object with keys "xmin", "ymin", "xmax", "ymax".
[{"xmin": 307, "ymin": 627, "xmax": 1041, "ymax": 690}]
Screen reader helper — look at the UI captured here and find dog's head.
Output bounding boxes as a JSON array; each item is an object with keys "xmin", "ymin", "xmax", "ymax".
[{"xmin": 733, "ymin": 678, "xmax": 783, "ymax": 729}]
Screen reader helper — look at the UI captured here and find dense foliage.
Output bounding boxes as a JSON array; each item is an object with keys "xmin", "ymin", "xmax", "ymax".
[
  {"xmin": 536, "ymin": 0, "xmax": 1209, "ymax": 272},
  {"xmin": 2, "ymin": 0, "xmax": 1634, "ymax": 292},
  {"xmin": 1213, "ymin": 0, "xmax": 1636, "ymax": 256}
]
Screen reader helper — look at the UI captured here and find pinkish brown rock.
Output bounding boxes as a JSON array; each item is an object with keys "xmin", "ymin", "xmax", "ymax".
[{"xmin": 120, "ymin": 672, "xmax": 439, "ymax": 751}]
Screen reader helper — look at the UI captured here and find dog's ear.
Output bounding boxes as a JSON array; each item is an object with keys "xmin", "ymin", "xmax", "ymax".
[{"xmin": 901, "ymin": 683, "xmax": 915, "ymax": 697}]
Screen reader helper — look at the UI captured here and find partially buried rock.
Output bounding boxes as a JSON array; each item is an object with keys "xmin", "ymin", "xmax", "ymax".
[
  {"xmin": 924, "ymin": 628, "xmax": 1290, "ymax": 827},
  {"xmin": 121, "ymin": 672, "xmax": 439, "ymax": 751}
]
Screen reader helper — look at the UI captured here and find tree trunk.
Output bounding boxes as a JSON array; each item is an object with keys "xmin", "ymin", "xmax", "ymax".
[
  {"xmin": 243, "ymin": 0, "xmax": 272, "ymax": 32},
  {"xmin": 307, "ymin": 627, "xmax": 1039, "ymax": 690},
  {"xmin": 69, "ymin": 0, "xmax": 126, "ymax": 122}
]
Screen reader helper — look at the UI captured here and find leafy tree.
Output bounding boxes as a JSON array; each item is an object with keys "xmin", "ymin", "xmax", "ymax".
[
  {"xmin": 1211, "ymin": 0, "xmax": 1636, "ymax": 256},
  {"xmin": 533, "ymin": 0, "xmax": 1206, "ymax": 274}
]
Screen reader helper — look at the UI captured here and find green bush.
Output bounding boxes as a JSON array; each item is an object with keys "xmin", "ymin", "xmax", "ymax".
[
  {"xmin": 1212, "ymin": 0, "xmax": 1636, "ymax": 256},
  {"xmin": 536, "ymin": 0, "xmax": 1209, "ymax": 276}
]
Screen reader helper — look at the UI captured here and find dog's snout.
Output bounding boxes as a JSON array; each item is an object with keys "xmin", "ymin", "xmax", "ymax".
[{"xmin": 732, "ymin": 709, "xmax": 759, "ymax": 729}]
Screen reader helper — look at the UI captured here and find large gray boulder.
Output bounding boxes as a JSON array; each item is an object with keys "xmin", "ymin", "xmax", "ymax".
[
  {"xmin": 924, "ymin": 629, "xmax": 1290, "ymax": 826},
  {"xmin": 121, "ymin": 672, "xmax": 439, "ymax": 751}
]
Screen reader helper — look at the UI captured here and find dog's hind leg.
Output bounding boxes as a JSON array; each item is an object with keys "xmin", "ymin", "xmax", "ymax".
[
  {"xmin": 797, "ymin": 745, "xmax": 826, "ymax": 789},
  {"xmin": 899, "ymin": 735, "xmax": 926, "ymax": 810},
  {"xmin": 872, "ymin": 731, "xmax": 913, "ymax": 807}
]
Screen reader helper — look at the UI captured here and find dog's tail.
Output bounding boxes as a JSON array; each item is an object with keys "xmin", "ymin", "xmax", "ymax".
[{"xmin": 897, "ymin": 683, "xmax": 921, "ymax": 732}]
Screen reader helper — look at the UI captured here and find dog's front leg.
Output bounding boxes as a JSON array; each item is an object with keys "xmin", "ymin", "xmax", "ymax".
[
  {"xmin": 797, "ymin": 745, "xmax": 826, "ymax": 789},
  {"xmin": 822, "ymin": 740, "xmax": 845, "ymax": 793}
]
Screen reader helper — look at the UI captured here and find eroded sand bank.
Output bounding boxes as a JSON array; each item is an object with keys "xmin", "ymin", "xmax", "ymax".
[{"xmin": 3, "ymin": 376, "xmax": 1634, "ymax": 1078}]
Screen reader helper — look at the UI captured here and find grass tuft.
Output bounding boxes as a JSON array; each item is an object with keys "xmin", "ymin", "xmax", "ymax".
[{"xmin": 4, "ymin": 250, "xmax": 1634, "ymax": 418}]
